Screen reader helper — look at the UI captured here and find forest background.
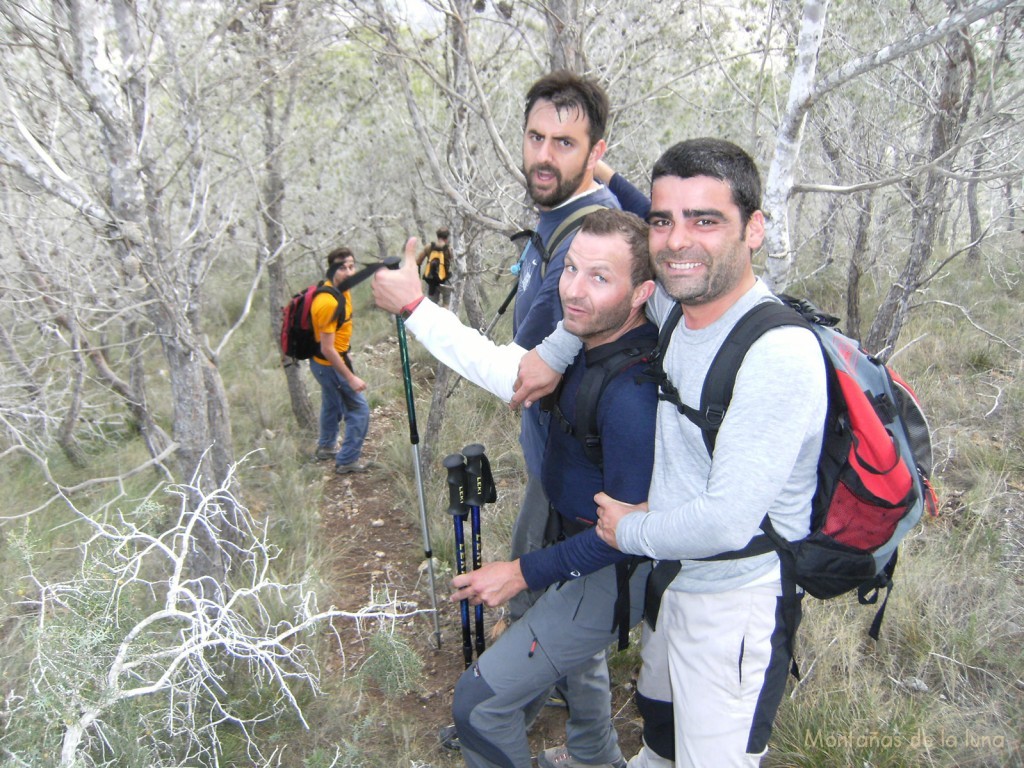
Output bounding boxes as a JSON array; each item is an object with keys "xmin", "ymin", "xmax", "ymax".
[{"xmin": 0, "ymin": 0, "xmax": 1022, "ymax": 766}]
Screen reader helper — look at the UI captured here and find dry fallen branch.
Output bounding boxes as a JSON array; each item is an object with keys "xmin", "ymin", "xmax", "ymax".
[
  {"xmin": 927, "ymin": 299, "xmax": 1023, "ymax": 357},
  {"xmin": 5, "ymin": 459, "xmax": 432, "ymax": 767}
]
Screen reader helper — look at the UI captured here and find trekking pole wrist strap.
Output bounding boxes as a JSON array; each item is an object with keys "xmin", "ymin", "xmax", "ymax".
[{"xmin": 400, "ymin": 296, "xmax": 425, "ymax": 319}]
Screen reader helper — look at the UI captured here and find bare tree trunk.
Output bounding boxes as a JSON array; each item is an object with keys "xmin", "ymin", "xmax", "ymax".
[
  {"xmin": 867, "ymin": 18, "xmax": 975, "ymax": 357},
  {"xmin": 763, "ymin": 0, "xmax": 830, "ymax": 291},
  {"xmin": 544, "ymin": 0, "xmax": 585, "ymax": 71},
  {"xmin": 58, "ymin": 338, "xmax": 88, "ymax": 468},
  {"xmin": 965, "ymin": 3, "xmax": 1019, "ymax": 259},
  {"xmin": 844, "ymin": 192, "xmax": 874, "ymax": 343},
  {"xmin": 1007, "ymin": 179, "xmax": 1020, "ymax": 232},
  {"xmin": 818, "ymin": 134, "xmax": 843, "ymax": 269},
  {"xmin": 255, "ymin": 1, "xmax": 317, "ymax": 431},
  {"xmin": 966, "ymin": 143, "xmax": 984, "ymax": 262},
  {"xmin": 460, "ymin": 243, "xmax": 488, "ymax": 330}
]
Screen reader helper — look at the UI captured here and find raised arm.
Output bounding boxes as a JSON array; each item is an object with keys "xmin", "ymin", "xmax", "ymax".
[{"xmin": 372, "ymin": 238, "xmax": 524, "ymax": 402}]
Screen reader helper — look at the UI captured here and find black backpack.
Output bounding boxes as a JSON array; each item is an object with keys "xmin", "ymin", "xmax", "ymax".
[
  {"xmin": 512, "ymin": 203, "xmax": 609, "ymax": 281},
  {"xmin": 279, "ymin": 283, "xmax": 344, "ymax": 365},
  {"xmin": 546, "ymin": 331, "xmax": 657, "ymax": 652},
  {"xmin": 644, "ymin": 296, "xmax": 937, "ymax": 674},
  {"xmin": 548, "ymin": 334, "xmax": 657, "ymax": 467}
]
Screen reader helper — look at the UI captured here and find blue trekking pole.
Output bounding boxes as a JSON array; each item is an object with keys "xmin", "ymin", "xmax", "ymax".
[
  {"xmin": 462, "ymin": 443, "xmax": 496, "ymax": 659},
  {"xmin": 444, "ymin": 452, "xmax": 473, "ymax": 668},
  {"xmin": 387, "ymin": 257, "xmax": 443, "ymax": 650}
]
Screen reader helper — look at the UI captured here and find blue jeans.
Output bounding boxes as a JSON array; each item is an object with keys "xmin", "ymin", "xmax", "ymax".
[{"xmin": 309, "ymin": 358, "xmax": 370, "ymax": 466}]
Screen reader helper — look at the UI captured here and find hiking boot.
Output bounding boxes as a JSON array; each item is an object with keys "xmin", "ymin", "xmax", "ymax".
[
  {"xmin": 438, "ymin": 723, "xmax": 460, "ymax": 751},
  {"xmin": 335, "ymin": 460, "xmax": 375, "ymax": 475},
  {"xmin": 314, "ymin": 444, "xmax": 337, "ymax": 461},
  {"xmin": 536, "ymin": 745, "xmax": 626, "ymax": 768}
]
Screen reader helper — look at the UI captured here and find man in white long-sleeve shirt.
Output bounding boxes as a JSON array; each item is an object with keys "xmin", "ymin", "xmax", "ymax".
[{"xmin": 518, "ymin": 139, "xmax": 828, "ymax": 767}]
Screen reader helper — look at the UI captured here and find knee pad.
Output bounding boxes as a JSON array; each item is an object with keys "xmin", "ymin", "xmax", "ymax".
[
  {"xmin": 636, "ymin": 689, "xmax": 675, "ymax": 761},
  {"xmin": 451, "ymin": 664, "xmax": 515, "ymax": 767},
  {"xmin": 451, "ymin": 665, "xmax": 487, "ymax": 729}
]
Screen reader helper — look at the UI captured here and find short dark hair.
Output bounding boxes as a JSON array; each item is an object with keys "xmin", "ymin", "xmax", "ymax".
[
  {"xmin": 577, "ymin": 208, "xmax": 652, "ymax": 287},
  {"xmin": 524, "ymin": 70, "xmax": 609, "ymax": 148},
  {"xmin": 326, "ymin": 246, "xmax": 354, "ymax": 268},
  {"xmin": 651, "ymin": 139, "xmax": 762, "ymax": 229},
  {"xmin": 436, "ymin": 228, "xmax": 450, "ymax": 240}
]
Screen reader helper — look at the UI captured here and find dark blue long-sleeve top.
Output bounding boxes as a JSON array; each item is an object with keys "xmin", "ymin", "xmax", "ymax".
[
  {"xmin": 606, "ymin": 172, "xmax": 651, "ymax": 219},
  {"xmin": 512, "ymin": 186, "xmax": 621, "ymax": 479},
  {"xmin": 518, "ymin": 322, "xmax": 659, "ymax": 591}
]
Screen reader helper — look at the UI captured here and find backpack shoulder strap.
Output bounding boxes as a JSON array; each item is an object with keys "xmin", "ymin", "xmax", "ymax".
[
  {"xmin": 695, "ymin": 301, "xmax": 808, "ymax": 455},
  {"xmin": 575, "ymin": 335, "xmax": 656, "ymax": 466},
  {"xmin": 313, "ymin": 284, "xmax": 346, "ymax": 327},
  {"xmin": 638, "ymin": 301, "xmax": 687, "ymax": 410},
  {"xmin": 551, "ymin": 333, "xmax": 656, "ymax": 467},
  {"xmin": 541, "ymin": 203, "xmax": 608, "ymax": 279}
]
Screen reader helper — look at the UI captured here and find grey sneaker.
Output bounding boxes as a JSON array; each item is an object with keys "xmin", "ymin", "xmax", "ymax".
[
  {"xmin": 536, "ymin": 745, "xmax": 626, "ymax": 768},
  {"xmin": 335, "ymin": 461, "xmax": 375, "ymax": 475},
  {"xmin": 545, "ymin": 692, "xmax": 568, "ymax": 709},
  {"xmin": 314, "ymin": 444, "xmax": 337, "ymax": 461}
]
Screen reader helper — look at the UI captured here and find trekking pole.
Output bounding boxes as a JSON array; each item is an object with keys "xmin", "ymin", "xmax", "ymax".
[
  {"xmin": 481, "ymin": 281, "xmax": 519, "ymax": 339},
  {"xmin": 387, "ymin": 258, "xmax": 443, "ymax": 650},
  {"xmin": 462, "ymin": 443, "xmax": 496, "ymax": 659},
  {"xmin": 444, "ymin": 452, "xmax": 473, "ymax": 668},
  {"xmin": 482, "ymin": 229, "xmax": 540, "ymax": 338}
]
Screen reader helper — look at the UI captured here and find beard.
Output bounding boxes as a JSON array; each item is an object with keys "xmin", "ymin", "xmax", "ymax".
[
  {"xmin": 525, "ymin": 162, "xmax": 588, "ymax": 208},
  {"xmin": 563, "ymin": 294, "xmax": 635, "ymax": 346},
  {"xmin": 653, "ymin": 246, "xmax": 745, "ymax": 306}
]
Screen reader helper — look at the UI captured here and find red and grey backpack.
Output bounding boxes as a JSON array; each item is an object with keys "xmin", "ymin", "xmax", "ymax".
[
  {"xmin": 645, "ymin": 295, "xmax": 938, "ymax": 675},
  {"xmin": 279, "ymin": 282, "xmax": 344, "ymax": 365}
]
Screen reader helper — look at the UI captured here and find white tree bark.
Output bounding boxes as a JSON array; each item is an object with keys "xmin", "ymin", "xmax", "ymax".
[
  {"xmin": 762, "ymin": 0, "xmax": 830, "ymax": 291},
  {"xmin": 762, "ymin": 0, "xmax": 1017, "ymax": 290}
]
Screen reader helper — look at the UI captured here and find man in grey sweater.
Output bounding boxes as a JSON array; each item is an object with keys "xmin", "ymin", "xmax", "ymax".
[{"xmin": 518, "ymin": 139, "xmax": 827, "ymax": 767}]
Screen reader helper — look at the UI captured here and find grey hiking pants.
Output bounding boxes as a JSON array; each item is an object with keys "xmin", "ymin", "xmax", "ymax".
[
  {"xmin": 452, "ymin": 556, "xmax": 653, "ymax": 768},
  {"xmin": 506, "ymin": 472, "xmax": 551, "ymax": 622}
]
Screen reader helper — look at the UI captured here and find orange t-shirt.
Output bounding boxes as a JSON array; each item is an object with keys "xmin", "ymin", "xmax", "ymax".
[{"xmin": 310, "ymin": 288, "xmax": 353, "ymax": 366}]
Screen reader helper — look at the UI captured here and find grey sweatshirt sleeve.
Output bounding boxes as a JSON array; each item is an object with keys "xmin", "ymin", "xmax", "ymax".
[{"xmin": 534, "ymin": 321, "xmax": 582, "ymax": 373}]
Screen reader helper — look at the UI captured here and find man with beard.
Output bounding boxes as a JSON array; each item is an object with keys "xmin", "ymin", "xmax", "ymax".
[
  {"xmin": 508, "ymin": 71, "xmax": 620, "ymax": 629},
  {"xmin": 373, "ymin": 209, "xmax": 656, "ymax": 768},
  {"xmin": 514, "ymin": 139, "xmax": 828, "ymax": 767}
]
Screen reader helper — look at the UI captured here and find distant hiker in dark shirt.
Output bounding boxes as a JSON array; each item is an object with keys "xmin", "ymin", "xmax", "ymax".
[{"xmin": 416, "ymin": 227, "xmax": 453, "ymax": 305}]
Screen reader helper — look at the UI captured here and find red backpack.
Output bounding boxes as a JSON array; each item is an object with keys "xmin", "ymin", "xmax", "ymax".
[
  {"xmin": 279, "ymin": 283, "xmax": 343, "ymax": 365},
  {"xmin": 645, "ymin": 296, "xmax": 938, "ymax": 674}
]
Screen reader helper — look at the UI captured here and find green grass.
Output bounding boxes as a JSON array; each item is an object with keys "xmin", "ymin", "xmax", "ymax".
[{"xmin": 2, "ymin": 244, "xmax": 1022, "ymax": 766}]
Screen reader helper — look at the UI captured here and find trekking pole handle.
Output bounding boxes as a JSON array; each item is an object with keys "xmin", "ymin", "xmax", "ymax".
[
  {"xmin": 463, "ymin": 443, "xmax": 485, "ymax": 507},
  {"xmin": 444, "ymin": 453, "xmax": 468, "ymax": 519},
  {"xmin": 462, "ymin": 443, "xmax": 497, "ymax": 506}
]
